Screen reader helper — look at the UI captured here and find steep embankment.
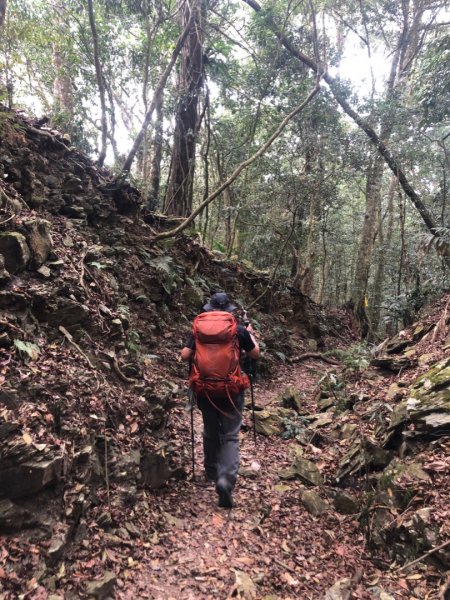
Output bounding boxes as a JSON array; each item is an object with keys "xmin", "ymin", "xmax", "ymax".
[{"xmin": 0, "ymin": 107, "xmax": 353, "ymax": 598}]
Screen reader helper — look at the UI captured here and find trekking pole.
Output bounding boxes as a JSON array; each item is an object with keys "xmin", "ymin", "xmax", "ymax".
[
  {"xmin": 190, "ymin": 389, "xmax": 195, "ymax": 480},
  {"xmin": 185, "ymin": 360, "xmax": 195, "ymax": 480},
  {"xmin": 242, "ymin": 307, "xmax": 257, "ymax": 449},
  {"xmin": 248, "ymin": 362, "xmax": 257, "ymax": 448}
]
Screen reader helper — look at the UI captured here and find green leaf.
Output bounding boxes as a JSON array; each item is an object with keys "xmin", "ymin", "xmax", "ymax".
[
  {"xmin": 14, "ymin": 339, "xmax": 41, "ymax": 361},
  {"xmin": 88, "ymin": 261, "xmax": 106, "ymax": 270}
]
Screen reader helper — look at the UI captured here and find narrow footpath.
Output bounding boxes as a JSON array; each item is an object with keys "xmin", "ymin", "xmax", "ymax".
[{"xmin": 103, "ymin": 359, "xmax": 441, "ymax": 600}]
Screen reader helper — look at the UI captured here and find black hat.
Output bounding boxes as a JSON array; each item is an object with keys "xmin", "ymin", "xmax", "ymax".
[{"xmin": 203, "ymin": 292, "xmax": 237, "ymax": 313}]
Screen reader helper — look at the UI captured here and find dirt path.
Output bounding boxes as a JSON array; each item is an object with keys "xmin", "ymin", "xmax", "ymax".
[{"xmin": 103, "ymin": 360, "xmax": 434, "ymax": 600}]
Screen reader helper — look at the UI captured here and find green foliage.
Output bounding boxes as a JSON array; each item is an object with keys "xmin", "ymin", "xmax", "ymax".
[
  {"xmin": 126, "ymin": 329, "xmax": 141, "ymax": 355},
  {"xmin": 281, "ymin": 414, "xmax": 309, "ymax": 441},
  {"xmin": 212, "ymin": 240, "xmax": 226, "ymax": 253},
  {"xmin": 14, "ymin": 339, "xmax": 40, "ymax": 361},
  {"xmin": 382, "ymin": 286, "xmax": 440, "ymax": 327},
  {"xmin": 148, "ymin": 255, "xmax": 180, "ymax": 295},
  {"xmin": 326, "ymin": 344, "xmax": 370, "ymax": 371}
]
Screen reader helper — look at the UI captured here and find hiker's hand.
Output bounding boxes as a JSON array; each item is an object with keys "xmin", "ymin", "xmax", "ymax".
[{"xmin": 246, "ymin": 323, "xmax": 256, "ymax": 335}]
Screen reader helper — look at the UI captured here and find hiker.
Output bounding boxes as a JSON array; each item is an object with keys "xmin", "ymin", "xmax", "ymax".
[{"xmin": 180, "ymin": 292, "xmax": 260, "ymax": 508}]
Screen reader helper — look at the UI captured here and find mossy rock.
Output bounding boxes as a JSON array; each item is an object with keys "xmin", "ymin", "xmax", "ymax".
[
  {"xmin": 278, "ymin": 385, "xmax": 303, "ymax": 412},
  {"xmin": 0, "ymin": 232, "xmax": 30, "ymax": 274},
  {"xmin": 301, "ymin": 489, "xmax": 328, "ymax": 516},
  {"xmin": 254, "ymin": 407, "xmax": 296, "ymax": 436},
  {"xmin": 384, "ymin": 358, "xmax": 450, "ymax": 443},
  {"xmin": 291, "ymin": 456, "xmax": 323, "ymax": 486},
  {"xmin": 333, "ymin": 491, "xmax": 359, "ymax": 515}
]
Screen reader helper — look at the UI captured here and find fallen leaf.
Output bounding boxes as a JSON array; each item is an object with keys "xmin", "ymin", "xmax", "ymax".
[
  {"xmin": 281, "ymin": 572, "xmax": 299, "ymax": 586},
  {"xmin": 212, "ymin": 513, "xmax": 224, "ymax": 527},
  {"xmin": 22, "ymin": 432, "xmax": 32, "ymax": 445}
]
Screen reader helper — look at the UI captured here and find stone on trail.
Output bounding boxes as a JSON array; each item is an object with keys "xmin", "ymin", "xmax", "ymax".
[
  {"xmin": 0, "ymin": 456, "xmax": 64, "ymax": 498},
  {"xmin": 300, "ymin": 489, "xmax": 328, "ymax": 516},
  {"xmin": 0, "ymin": 232, "xmax": 31, "ymax": 274},
  {"xmin": 0, "ymin": 424, "xmax": 64, "ymax": 497},
  {"xmin": 380, "ymin": 460, "xmax": 430, "ymax": 491},
  {"xmin": 324, "ymin": 577, "xmax": 352, "ymax": 600},
  {"xmin": 239, "ymin": 461, "xmax": 261, "ymax": 479},
  {"xmin": 309, "ymin": 412, "xmax": 334, "ymax": 429},
  {"xmin": 281, "ymin": 456, "xmax": 323, "ymax": 486},
  {"xmin": 0, "ymin": 498, "xmax": 34, "ymax": 530},
  {"xmin": 232, "ymin": 569, "xmax": 257, "ymax": 599},
  {"xmin": 278, "ymin": 385, "xmax": 304, "ymax": 412},
  {"xmin": 0, "ymin": 254, "xmax": 11, "ymax": 284},
  {"xmin": 140, "ymin": 452, "xmax": 172, "ymax": 489},
  {"xmin": 340, "ymin": 423, "xmax": 357, "ymax": 439},
  {"xmin": 85, "ymin": 571, "xmax": 117, "ymax": 599},
  {"xmin": 335, "ymin": 437, "xmax": 393, "ymax": 483},
  {"xmin": 418, "ymin": 352, "xmax": 436, "ymax": 366},
  {"xmin": 24, "ymin": 218, "xmax": 52, "ymax": 268},
  {"xmin": 383, "ymin": 356, "xmax": 450, "ymax": 445},
  {"xmin": 333, "ymin": 491, "xmax": 359, "ymax": 515},
  {"xmin": 255, "ymin": 407, "xmax": 297, "ymax": 436},
  {"xmin": 317, "ymin": 396, "xmax": 335, "ymax": 411}
]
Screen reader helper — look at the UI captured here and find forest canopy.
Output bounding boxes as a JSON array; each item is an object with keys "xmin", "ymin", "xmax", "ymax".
[{"xmin": 1, "ymin": 0, "xmax": 449, "ymax": 337}]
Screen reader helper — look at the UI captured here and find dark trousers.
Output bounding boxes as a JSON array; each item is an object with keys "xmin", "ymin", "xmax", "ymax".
[{"xmin": 197, "ymin": 392, "xmax": 244, "ymax": 489}]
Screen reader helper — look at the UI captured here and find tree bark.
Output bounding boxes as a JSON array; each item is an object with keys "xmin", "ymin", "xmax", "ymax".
[
  {"xmin": 164, "ymin": 0, "xmax": 204, "ymax": 217},
  {"xmin": 147, "ymin": 93, "xmax": 164, "ymax": 210},
  {"xmin": 371, "ymin": 175, "xmax": 396, "ymax": 332},
  {"xmin": 87, "ymin": 0, "xmax": 108, "ymax": 167}
]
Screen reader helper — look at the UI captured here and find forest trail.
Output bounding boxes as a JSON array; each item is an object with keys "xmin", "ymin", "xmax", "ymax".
[{"xmin": 108, "ymin": 359, "xmax": 414, "ymax": 600}]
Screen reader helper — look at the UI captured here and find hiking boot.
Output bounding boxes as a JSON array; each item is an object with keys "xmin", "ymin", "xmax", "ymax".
[{"xmin": 216, "ymin": 477, "xmax": 233, "ymax": 509}]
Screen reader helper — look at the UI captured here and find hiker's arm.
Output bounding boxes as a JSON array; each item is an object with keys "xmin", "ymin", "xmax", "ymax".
[
  {"xmin": 180, "ymin": 347, "xmax": 193, "ymax": 361},
  {"xmin": 246, "ymin": 324, "xmax": 260, "ymax": 359}
]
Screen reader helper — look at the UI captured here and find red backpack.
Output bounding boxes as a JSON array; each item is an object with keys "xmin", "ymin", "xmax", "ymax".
[{"xmin": 189, "ymin": 311, "xmax": 249, "ymax": 401}]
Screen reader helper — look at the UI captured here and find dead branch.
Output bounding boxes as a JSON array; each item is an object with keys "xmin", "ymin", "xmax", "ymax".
[
  {"xmin": 291, "ymin": 352, "xmax": 340, "ymax": 365},
  {"xmin": 59, "ymin": 326, "xmax": 95, "ymax": 369},
  {"xmin": 396, "ymin": 539, "xmax": 450, "ymax": 572}
]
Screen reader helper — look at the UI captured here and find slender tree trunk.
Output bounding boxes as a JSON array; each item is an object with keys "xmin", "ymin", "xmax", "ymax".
[
  {"xmin": 301, "ymin": 197, "xmax": 316, "ymax": 297},
  {"xmin": 147, "ymin": 94, "xmax": 164, "ymax": 210},
  {"xmin": 199, "ymin": 87, "xmax": 211, "ymax": 237},
  {"xmin": 0, "ymin": 0, "xmax": 6, "ymax": 28},
  {"xmin": 371, "ymin": 175, "xmax": 396, "ymax": 332},
  {"xmin": 164, "ymin": 0, "xmax": 204, "ymax": 217},
  {"xmin": 317, "ymin": 214, "xmax": 328, "ymax": 304},
  {"xmin": 87, "ymin": 0, "xmax": 108, "ymax": 167},
  {"xmin": 52, "ymin": 3, "xmax": 74, "ymax": 128}
]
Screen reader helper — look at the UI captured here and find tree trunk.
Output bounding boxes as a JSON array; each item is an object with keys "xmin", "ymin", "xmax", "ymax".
[
  {"xmin": 147, "ymin": 93, "xmax": 164, "ymax": 210},
  {"xmin": 349, "ymin": 0, "xmax": 427, "ymax": 336},
  {"xmin": 87, "ymin": 0, "xmax": 108, "ymax": 167},
  {"xmin": 371, "ymin": 175, "xmax": 396, "ymax": 333},
  {"xmin": 151, "ymin": 81, "xmax": 321, "ymax": 241},
  {"xmin": 164, "ymin": 0, "xmax": 204, "ymax": 217},
  {"xmin": 0, "ymin": 0, "xmax": 6, "ymax": 28},
  {"xmin": 52, "ymin": 3, "xmax": 74, "ymax": 127},
  {"xmin": 351, "ymin": 155, "xmax": 385, "ymax": 338}
]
